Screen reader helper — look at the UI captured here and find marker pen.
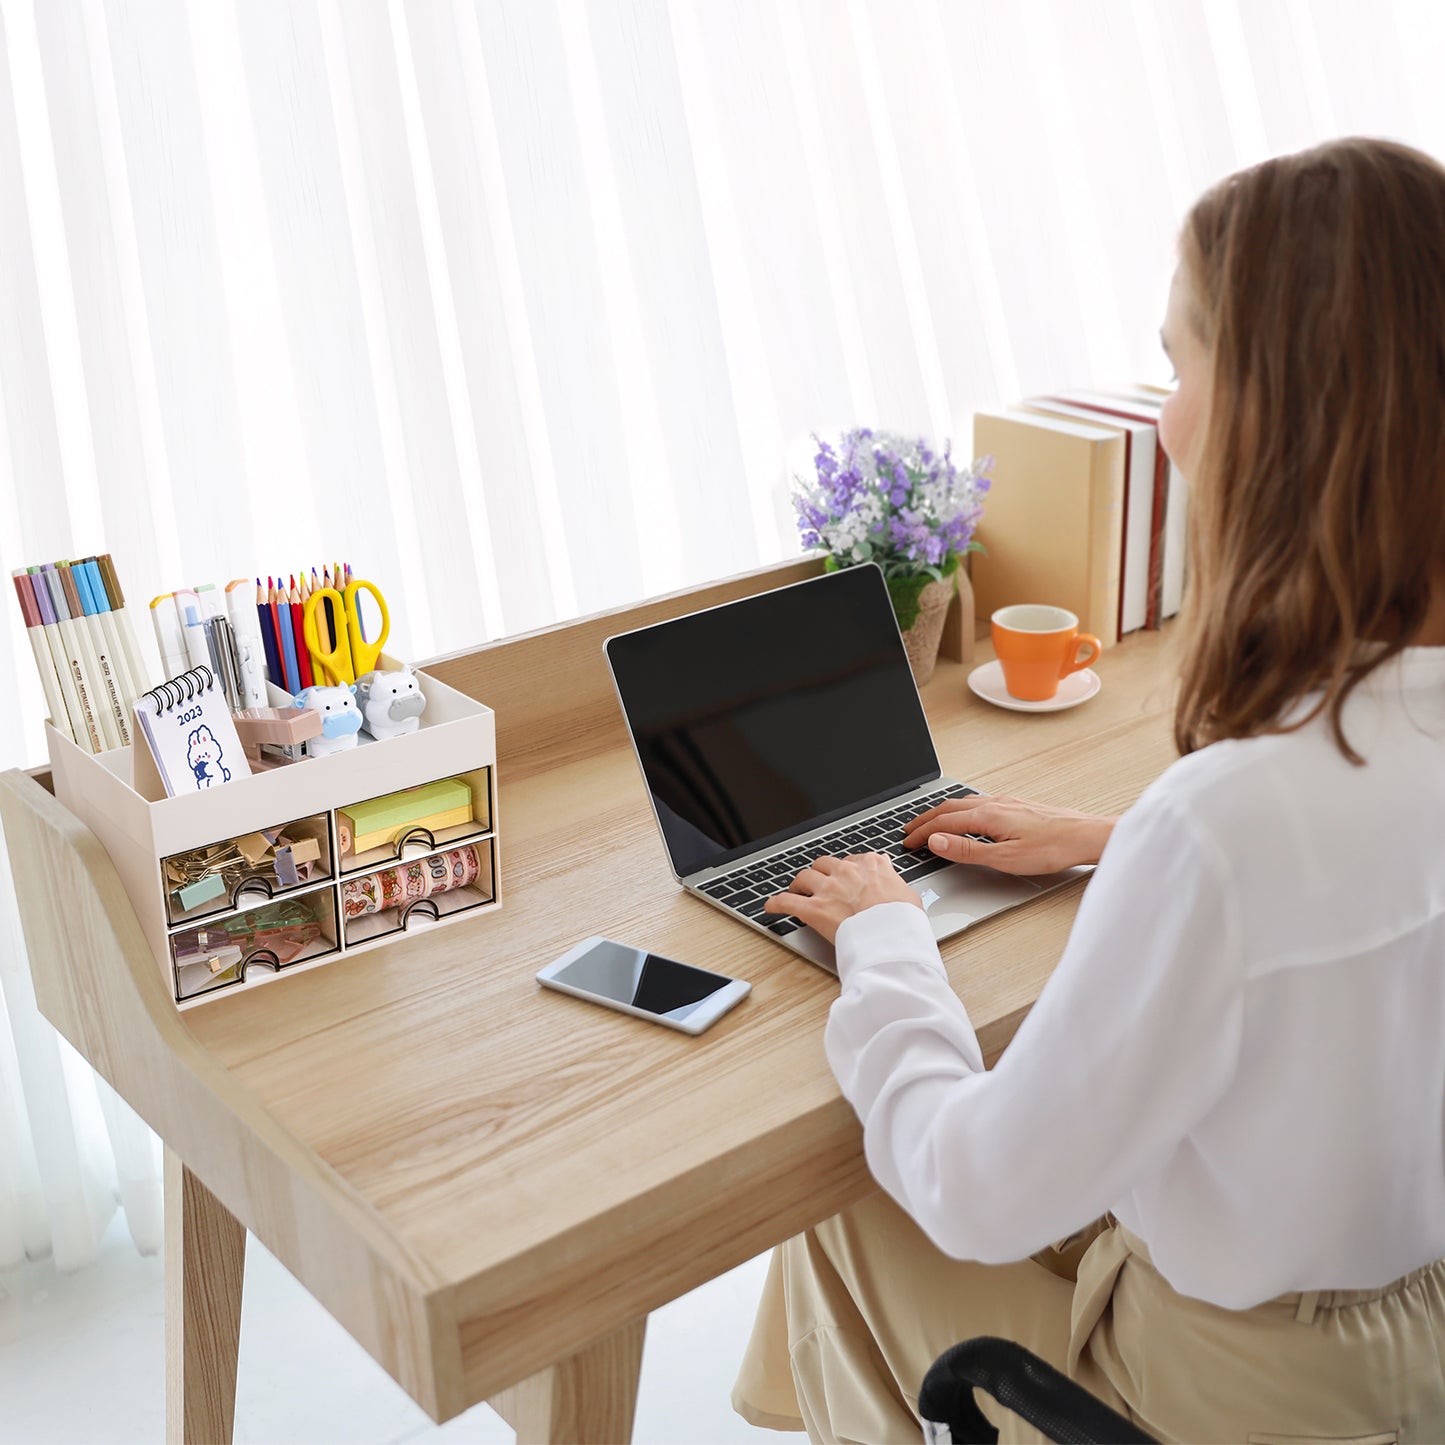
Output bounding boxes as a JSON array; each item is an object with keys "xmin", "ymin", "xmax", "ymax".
[
  {"xmin": 69, "ymin": 560, "xmax": 130, "ymax": 747},
  {"xmin": 39, "ymin": 565, "xmax": 105, "ymax": 751},
  {"xmin": 11, "ymin": 570, "xmax": 74, "ymax": 743}
]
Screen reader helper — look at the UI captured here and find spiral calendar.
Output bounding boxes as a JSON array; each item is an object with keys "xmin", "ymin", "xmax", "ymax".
[{"xmin": 133, "ymin": 665, "xmax": 252, "ymax": 798}]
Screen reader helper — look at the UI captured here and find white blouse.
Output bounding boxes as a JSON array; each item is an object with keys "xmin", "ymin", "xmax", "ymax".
[{"xmin": 826, "ymin": 648, "xmax": 1445, "ymax": 1309}]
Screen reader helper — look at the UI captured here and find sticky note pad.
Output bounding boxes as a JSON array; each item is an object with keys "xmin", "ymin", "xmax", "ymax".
[{"xmin": 338, "ymin": 778, "xmax": 473, "ymax": 856}]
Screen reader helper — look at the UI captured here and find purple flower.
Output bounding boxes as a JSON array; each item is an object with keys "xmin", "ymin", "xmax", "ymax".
[{"xmin": 790, "ymin": 428, "xmax": 993, "ymax": 578}]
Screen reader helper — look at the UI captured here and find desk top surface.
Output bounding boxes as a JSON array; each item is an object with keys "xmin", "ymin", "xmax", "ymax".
[{"xmin": 182, "ymin": 632, "xmax": 1179, "ymax": 1335}]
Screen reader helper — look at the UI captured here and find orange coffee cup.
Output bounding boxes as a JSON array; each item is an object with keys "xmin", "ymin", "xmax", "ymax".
[{"xmin": 991, "ymin": 605, "xmax": 1102, "ymax": 702}]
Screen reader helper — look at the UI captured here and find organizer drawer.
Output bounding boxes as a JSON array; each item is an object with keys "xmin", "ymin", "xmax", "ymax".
[
  {"xmin": 337, "ymin": 767, "xmax": 493, "ymax": 875},
  {"xmin": 46, "ymin": 652, "xmax": 498, "ymax": 1009},
  {"xmin": 170, "ymin": 887, "xmax": 339, "ymax": 1001},
  {"xmin": 340, "ymin": 839, "xmax": 496, "ymax": 947},
  {"xmin": 162, "ymin": 813, "xmax": 332, "ymax": 926}
]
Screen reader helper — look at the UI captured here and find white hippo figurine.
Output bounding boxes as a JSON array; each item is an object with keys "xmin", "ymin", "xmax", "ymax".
[
  {"xmin": 356, "ymin": 666, "xmax": 427, "ymax": 740},
  {"xmin": 293, "ymin": 683, "xmax": 363, "ymax": 757}
]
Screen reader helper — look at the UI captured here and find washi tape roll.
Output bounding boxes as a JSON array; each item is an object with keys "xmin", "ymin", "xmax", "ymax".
[{"xmin": 341, "ymin": 845, "xmax": 481, "ymax": 919}]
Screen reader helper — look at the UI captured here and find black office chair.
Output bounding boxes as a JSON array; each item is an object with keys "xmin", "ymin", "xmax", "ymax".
[{"xmin": 919, "ymin": 1336, "xmax": 1158, "ymax": 1444}]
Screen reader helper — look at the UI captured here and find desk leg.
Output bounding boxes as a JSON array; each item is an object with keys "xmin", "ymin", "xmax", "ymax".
[
  {"xmin": 491, "ymin": 1316, "xmax": 647, "ymax": 1445},
  {"xmin": 164, "ymin": 1150, "xmax": 247, "ymax": 1445}
]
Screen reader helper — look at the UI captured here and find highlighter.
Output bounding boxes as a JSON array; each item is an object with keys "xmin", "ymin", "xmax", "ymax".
[{"xmin": 150, "ymin": 593, "xmax": 189, "ymax": 679}]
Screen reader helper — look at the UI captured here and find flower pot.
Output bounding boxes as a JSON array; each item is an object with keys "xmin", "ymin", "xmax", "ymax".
[{"xmin": 896, "ymin": 573, "xmax": 955, "ymax": 687}]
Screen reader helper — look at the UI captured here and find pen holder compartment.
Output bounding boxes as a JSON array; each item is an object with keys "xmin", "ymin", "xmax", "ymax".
[
  {"xmin": 170, "ymin": 885, "xmax": 339, "ymax": 1001},
  {"xmin": 336, "ymin": 766, "xmax": 493, "ymax": 875},
  {"xmin": 340, "ymin": 839, "xmax": 497, "ymax": 948},
  {"xmin": 162, "ymin": 812, "xmax": 332, "ymax": 926}
]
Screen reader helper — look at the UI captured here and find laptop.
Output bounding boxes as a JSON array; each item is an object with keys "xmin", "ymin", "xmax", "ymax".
[{"xmin": 604, "ymin": 564, "xmax": 1090, "ymax": 973}]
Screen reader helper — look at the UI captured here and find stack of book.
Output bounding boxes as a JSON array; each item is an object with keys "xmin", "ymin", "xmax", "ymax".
[{"xmin": 971, "ymin": 387, "xmax": 1184, "ymax": 647}]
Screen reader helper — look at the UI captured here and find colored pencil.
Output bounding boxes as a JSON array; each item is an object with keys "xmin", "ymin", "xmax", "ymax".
[
  {"xmin": 272, "ymin": 578, "xmax": 300, "ymax": 695},
  {"xmin": 288, "ymin": 575, "xmax": 313, "ymax": 689},
  {"xmin": 345, "ymin": 561, "xmax": 364, "ymax": 641},
  {"xmin": 321, "ymin": 566, "xmax": 338, "ymax": 652},
  {"xmin": 256, "ymin": 577, "xmax": 283, "ymax": 687}
]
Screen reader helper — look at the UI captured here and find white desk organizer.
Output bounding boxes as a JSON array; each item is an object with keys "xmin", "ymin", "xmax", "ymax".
[{"xmin": 47, "ymin": 656, "xmax": 498, "ymax": 1009}]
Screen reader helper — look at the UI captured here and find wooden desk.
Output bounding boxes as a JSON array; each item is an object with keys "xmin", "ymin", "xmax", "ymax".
[{"xmin": 0, "ymin": 561, "xmax": 1179, "ymax": 1444}]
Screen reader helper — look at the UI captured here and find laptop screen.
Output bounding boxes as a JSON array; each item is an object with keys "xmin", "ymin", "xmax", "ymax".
[{"xmin": 605, "ymin": 564, "xmax": 941, "ymax": 877}]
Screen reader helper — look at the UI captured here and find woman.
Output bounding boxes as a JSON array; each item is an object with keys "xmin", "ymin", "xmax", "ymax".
[{"xmin": 732, "ymin": 137, "xmax": 1445, "ymax": 1443}]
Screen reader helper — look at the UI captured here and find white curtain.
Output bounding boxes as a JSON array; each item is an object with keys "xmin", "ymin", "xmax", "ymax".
[{"xmin": 2, "ymin": 0, "xmax": 1442, "ymax": 1270}]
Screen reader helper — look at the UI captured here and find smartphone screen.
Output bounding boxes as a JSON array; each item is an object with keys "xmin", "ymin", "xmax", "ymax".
[{"xmin": 549, "ymin": 938, "xmax": 736, "ymax": 1023}]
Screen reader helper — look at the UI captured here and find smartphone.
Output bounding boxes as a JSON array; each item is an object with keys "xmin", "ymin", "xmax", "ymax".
[{"xmin": 536, "ymin": 936, "xmax": 751, "ymax": 1035}]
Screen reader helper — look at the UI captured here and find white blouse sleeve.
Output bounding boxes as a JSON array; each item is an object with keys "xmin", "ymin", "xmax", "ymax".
[{"xmin": 824, "ymin": 794, "xmax": 1244, "ymax": 1264}]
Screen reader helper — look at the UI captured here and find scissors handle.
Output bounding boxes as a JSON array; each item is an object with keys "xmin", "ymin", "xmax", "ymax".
[
  {"xmin": 345, "ymin": 579, "xmax": 391, "ymax": 679},
  {"xmin": 303, "ymin": 588, "xmax": 353, "ymax": 686}
]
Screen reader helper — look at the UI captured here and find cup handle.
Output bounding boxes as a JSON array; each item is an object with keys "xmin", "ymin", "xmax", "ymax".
[{"xmin": 1064, "ymin": 635, "xmax": 1102, "ymax": 676}]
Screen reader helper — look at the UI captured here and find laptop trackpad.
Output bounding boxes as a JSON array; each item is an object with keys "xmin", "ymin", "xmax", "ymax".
[{"xmin": 919, "ymin": 868, "xmax": 1043, "ymax": 938}]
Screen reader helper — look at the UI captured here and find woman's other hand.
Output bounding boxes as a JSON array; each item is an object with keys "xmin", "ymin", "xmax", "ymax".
[
  {"xmin": 764, "ymin": 854, "xmax": 923, "ymax": 946},
  {"xmin": 901, "ymin": 794, "xmax": 1117, "ymax": 876}
]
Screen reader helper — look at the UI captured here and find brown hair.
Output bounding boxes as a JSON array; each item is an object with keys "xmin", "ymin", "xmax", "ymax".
[{"xmin": 1174, "ymin": 137, "xmax": 1445, "ymax": 763}]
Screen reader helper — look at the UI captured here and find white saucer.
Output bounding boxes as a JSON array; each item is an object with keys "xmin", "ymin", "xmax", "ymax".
[{"xmin": 967, "ymin": 659, "xmax": 1101, "ymax": 712}]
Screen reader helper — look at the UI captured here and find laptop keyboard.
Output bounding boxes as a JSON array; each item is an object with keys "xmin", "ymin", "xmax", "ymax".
[{"xmin": 696, "ymin": 784, "xmax": 984, "ymax": 938}]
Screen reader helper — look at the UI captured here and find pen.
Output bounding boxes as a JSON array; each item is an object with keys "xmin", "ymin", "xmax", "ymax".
[
  {"xmin": 39, "ymin": 565, "xmax": 104, "ymax": 751},
  {"xmin": 203, "ymin": 614, "xmax": 243, "ymax": 710},
  {"xmin": 255, "ymin": 578, "xmax": 283, "ymax": 688},
  {"xmin": 12, "ymin": 569, "xmax": 76, "ymax": 743}
]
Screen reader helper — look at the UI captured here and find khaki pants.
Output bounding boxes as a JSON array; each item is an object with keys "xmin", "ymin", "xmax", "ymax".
[{"xmin": 733, "ymin": 1190, "xmax": 1445, "ymax": 1444}]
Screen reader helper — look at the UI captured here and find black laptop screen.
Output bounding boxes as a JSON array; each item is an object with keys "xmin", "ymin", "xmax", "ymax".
[{"xmin": 605, "ymin": 565, "xmax": 941, "ymax": 877}]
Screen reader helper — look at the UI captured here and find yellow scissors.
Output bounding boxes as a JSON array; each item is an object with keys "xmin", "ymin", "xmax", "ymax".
[{"xmin": 302, "ymin": 577, "xmax": 391, "ymax": 686}]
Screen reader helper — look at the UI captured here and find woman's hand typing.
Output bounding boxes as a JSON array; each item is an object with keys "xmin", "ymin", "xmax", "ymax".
[
  {"xmin": 764, "ymin": 854, "xmax": 923, "ymax": 946},
  {"xmin": 901, "ymin": 794, "xmax": 1116, "ymax": 876}
]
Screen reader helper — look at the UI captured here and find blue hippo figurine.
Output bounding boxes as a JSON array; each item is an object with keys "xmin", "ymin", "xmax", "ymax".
[{"xmin": 292, "ymin": 684, "xmax": 364, "ymax": 758}]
